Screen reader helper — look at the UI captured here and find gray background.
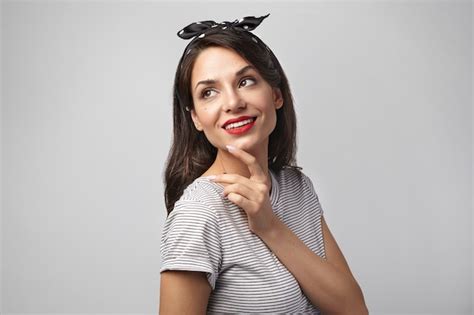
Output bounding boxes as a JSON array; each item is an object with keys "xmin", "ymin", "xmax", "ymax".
[{"xmin": 1, "ymin": 0, "xmax": 472, "ymax": 314}]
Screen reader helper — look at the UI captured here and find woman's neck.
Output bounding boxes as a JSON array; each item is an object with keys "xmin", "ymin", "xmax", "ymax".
[
  {"xmin": 208, "ymin": 144, "xmax": 272, "ymax": 194},
  {"xmin": 215, "ymin": 146, "xmax": 269, "ymax": 178}
]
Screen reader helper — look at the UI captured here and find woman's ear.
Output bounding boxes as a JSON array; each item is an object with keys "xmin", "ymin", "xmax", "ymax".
[
  {"xmin": 273, "ymin": 87, "xmax": 284, "ymax": 109},
  {"xmin": 190, "ymin": 109, "xmax": 203, "ymax": 131}
]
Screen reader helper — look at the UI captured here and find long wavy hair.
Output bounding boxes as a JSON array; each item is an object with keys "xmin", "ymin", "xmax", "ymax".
[{"xmin": 164, "ymin": 26, "xmax": 301, "ymax": 215}]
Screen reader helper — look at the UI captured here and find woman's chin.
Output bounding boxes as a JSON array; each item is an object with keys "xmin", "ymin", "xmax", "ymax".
[{"xmin": 226, "ymin": 138, "xmax": 267, "ymax": 154}]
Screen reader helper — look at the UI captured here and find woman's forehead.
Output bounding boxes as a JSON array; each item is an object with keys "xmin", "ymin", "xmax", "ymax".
[{"xmin": 191, "ymin": 47, "xmax": 253, "ymax": 83}]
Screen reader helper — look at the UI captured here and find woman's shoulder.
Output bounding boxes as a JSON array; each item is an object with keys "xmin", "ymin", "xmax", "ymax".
[
  {"xmin": 274, "ymin": 165, "xmax": 307, "ymax": 183},
  {"xmin": 174, "ymin": 176, "xmax": 226, "ymax": 210},
  {"xmin": 274, "ymin": 166, "xmax": 316, "ymax": 194}
]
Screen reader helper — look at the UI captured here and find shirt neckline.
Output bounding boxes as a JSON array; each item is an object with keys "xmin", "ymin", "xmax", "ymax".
[{"xmin": 269, "ymin": 168, "xmax": 279, "ymax": 206}]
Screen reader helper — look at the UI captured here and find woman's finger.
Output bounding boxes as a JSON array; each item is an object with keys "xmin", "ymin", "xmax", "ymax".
[
  {"xmin": 226, "ymin": 192, "xmax": 258, "ymax": 213},
  {"xmin": 225, "ymin": 145, "xmax": 267, "ymax": 182},
  {"xmin": 212, "ymin": 173, "xmax": 253, "ymax": 189},
  {"xmin": 222, "ymin": 182, "xmax": 258, "ymax": 201}
]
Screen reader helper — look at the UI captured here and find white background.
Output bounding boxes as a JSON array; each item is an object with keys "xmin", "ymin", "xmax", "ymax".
[{"xmin": 1, "ymin": 0, "xmax": 472, "ymax": 314}]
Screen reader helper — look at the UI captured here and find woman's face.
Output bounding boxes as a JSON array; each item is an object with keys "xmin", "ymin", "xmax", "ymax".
[{"xmin": 190, "ymin": 46, "xmax": 283, "ymax": 153}]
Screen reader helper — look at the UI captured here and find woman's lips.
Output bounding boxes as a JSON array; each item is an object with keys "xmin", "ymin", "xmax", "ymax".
[{"xmin": 223, "ymin": 117, "xmax": 256, "ymax": 135}]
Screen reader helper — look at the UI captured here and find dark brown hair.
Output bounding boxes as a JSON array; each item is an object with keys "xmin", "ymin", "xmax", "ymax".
[{"xmin": 164, "ymin": 27, "xmax": 301, "ymax": 215}]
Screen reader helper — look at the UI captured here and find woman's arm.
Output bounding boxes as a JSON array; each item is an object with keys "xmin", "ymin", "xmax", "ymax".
[
  {"xmin": 159, "ymin": 270, "xmax": 211, "ymax": 314},
  {"xmin": 208, "ymin": 147, "xmax": 368, "ymax": 313},
  {"xmin": 258, "ymin": 215, "xmax": 369, "ymax": 315}
]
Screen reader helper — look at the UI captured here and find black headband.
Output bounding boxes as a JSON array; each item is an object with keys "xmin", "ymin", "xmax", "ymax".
[{"xmin": 177, "ymin": 13, "xmax": 270, "ymax": 41}]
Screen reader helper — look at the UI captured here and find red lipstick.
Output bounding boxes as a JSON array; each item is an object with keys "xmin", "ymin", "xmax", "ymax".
[
  {"xmin": 222, "ymin": 116, "xmax": 256, "ymax": 135},
  {"xmin": 222, "ymin": 116, "xmax": 255, "ymax": 128}
]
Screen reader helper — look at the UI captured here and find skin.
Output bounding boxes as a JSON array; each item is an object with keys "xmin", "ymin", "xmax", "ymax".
[{"xmin": 190, "ymin": 46, "xmax": 283, "ymax": 193}]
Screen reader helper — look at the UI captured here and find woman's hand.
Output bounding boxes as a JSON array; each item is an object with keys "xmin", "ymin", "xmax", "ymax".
[{"xmin": 210, "ymin": 145, "xmax": 278, "ymax": 237}]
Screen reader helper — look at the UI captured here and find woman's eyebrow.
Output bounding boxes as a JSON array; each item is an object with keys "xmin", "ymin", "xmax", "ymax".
[{"xmin": 194, "ymin": 65, "xmax": 255, "ymax": 91}]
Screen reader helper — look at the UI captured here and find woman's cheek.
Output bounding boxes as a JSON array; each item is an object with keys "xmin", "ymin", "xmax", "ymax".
[{"xmin": 202, "ymin": 131, "xmax": 222, "ymax": 149}]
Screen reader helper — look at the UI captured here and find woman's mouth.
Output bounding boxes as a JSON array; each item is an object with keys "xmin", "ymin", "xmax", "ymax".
[{"xmin": 223, "ymin": 117, "xmax": 257, "ymax": 135}]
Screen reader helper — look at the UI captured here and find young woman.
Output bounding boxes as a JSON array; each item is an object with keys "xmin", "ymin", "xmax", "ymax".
[{"xmin": 159, "ymin": 14, "xmax": 368, "ymax": 314}]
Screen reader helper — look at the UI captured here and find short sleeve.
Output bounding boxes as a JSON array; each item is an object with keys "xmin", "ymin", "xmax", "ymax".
[
  {"xmin": 302, "ymin": 173, "xmax": 324, "ymax": 216},
  {"xmin": 160, "ymin": 199, "xmax": 222, "ymax": 290}
]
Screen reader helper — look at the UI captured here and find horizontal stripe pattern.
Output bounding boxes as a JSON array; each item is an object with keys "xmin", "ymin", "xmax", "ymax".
[{"xmin": 160, "ymin": 167, "xmax": 326, "ymax": 314}]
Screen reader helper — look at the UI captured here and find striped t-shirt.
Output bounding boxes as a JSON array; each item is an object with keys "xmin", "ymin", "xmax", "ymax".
[{"xmin": 160, "ymin": 166, "xmax": 326, "ymax": 314}]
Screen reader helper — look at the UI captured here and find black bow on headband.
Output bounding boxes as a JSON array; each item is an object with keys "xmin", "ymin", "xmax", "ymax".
[{"xmin": 177, "ymin": 13, "xmax": 270, "ymax": 40}]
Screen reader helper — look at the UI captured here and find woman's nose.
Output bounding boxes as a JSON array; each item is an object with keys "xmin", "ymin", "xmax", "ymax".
[{"xmin": 222, "ymin": 87, "xmax": 246, "ymax": 112}]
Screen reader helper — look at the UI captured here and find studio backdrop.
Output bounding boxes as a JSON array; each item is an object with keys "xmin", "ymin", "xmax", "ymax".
[{"xmin": 1, "ymin": 1, "xmax": 472, "ymax": 314}]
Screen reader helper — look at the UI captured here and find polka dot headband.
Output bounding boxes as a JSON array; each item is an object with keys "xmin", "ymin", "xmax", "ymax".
[
  {"xmin": 177, "ymin": 13, "xmax": 271, "ymax": 55},
  {"xmin": 177, "ymin": 13, "xmax": 270, "ymax": 39}
]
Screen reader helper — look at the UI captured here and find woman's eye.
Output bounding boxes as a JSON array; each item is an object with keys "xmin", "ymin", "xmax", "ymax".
[
  {"xmin": 200, "ymin": 78, "xmax": 256, "ymax": 99},
  {"xmin": 240, "ymin": 77, "xmax": 256, "ymax": 87},
  {"xmin": 201, "ymin": 89, "xmax": 216, "ymax": 99}
]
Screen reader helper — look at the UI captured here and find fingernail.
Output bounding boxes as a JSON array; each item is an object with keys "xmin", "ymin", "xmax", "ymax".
[
  {"xmin": 207, "ymin": 175, "xmax": 216, "ymax": 180},
  {"xmin": 226, "ymin": 145, "xmax": 236, "ymax": 152}
]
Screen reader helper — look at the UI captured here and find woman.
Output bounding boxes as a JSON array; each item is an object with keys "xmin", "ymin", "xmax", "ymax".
[{"xmin": 159, "ymin": 14, "xmax": 368, "ymax": 314}]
